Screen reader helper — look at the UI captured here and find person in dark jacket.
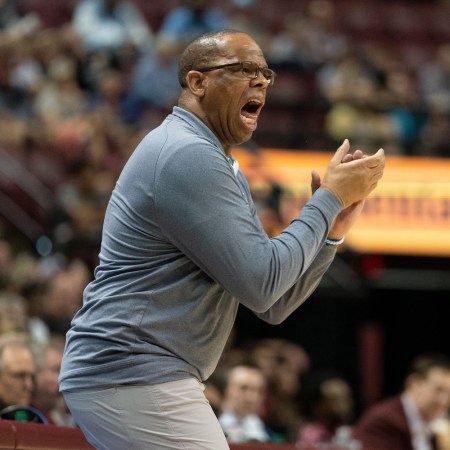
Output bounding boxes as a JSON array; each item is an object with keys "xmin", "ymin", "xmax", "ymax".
[{"xmin": 353, "ymin": 354, "xmax": 450, "ymax": 450}]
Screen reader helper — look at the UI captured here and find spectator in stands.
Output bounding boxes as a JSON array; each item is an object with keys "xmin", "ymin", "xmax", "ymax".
[
  {"xmin": 71, "ymin": 0, "xmax": 153, "ymax": 56},
  {"xmin": 250, "ymin": 338, "xmax": 309, "ymax": 442},
  {"xmin": 86, "ymin": 68, "xmax": 141, "ymax": 171},
  {"xmin": 158, "ymin": 0, "xmax": 229, "ymax": 49},
  {"xmin": 0, "ymin": 0, "xmax": 23, "ymax": 31},
  {"xmin": 31, "ymin": 335, "xmax": 75, "ymax": 427},
  {"xmin": 418, "ymin": 107, "xmax": 450, "ymax": 158},
  {"xmin": 267, "ymin": 0, "xmax": 348, "ymax": 71},
  {"xmin": 0, "ymin": 0, "xmax": 40, "ymax": 37},
  {"xmin": 129, "ymin": 35, "xmax": 181, "ymax": 112},
  {"xmin": 0, "ymin": 35, "xmax": 35, "ymax": 149},
  {"xmin": 204, "ymin": 371, "xmax": 225, "ymax": 418},
  {"xmin": 419, "ymin": 43, "xmax": 450, "ymax": 116},
  {"xmin": 296, "ymin": 369, "xmax": 356, "ymax": 447},
  {"xmin": 353, "ymin": 353, "xmax": 450, "ymax": 450},
  {"xmin": 417, "ymin": 42, "xmax": 450, "ymax": 157},
  {"xmin": 53, "ymin": 161, "xmax": 116, "ymax": 253},
  {"xmin": 375, "ymin": 68, "xmax": 424, "ymax": 155},
  {"xmin": 0, "ymin": 290, "xmax": 50, "ymax": 346},
  {"xmin": 0, "ymin": 332, "xmax": 35, "ymax": 411},
  {"xmin": 219, "ymin": 364, "xmax": 274, "ymax": 443},
  {"xmin": 32, "ymin": 55, "xmax": 90, "ymax": 164},
  {"xmin": 37, "ymin": 259, "xmax": 90, "ymax": 338},
  {"xmin": 0, "ymin": 291, "xmax": 28, "ymax": 336}
]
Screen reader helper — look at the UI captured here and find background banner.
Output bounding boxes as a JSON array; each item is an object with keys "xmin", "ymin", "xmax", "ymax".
[{"xmin": 233, "ymin": 147, "xmax": 450, "ymax": 257}]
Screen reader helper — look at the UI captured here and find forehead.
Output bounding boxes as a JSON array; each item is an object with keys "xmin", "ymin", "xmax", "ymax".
[
  {"xmin": 427, "ymin": 368, "xmax": 450, "ymax": 384},
  {"xmin": 218, "ymin": 33, "xmax": 266, "ymax": 64},
  {"xmin": 2, "ymin": 345, "xmax": 34, "ymax": 368},
  {"xmin": 416, "ymin": 368, "xmax": 450, "ymax": 390},
  {"xmin": 230, "ymin": 368, "xmax": 265, "ymax": 387}
]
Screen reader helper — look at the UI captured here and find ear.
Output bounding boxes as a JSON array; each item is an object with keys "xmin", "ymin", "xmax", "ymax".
[{"xmin": 185, "ymin": 70, "xmax": 206, "ymax": 97}]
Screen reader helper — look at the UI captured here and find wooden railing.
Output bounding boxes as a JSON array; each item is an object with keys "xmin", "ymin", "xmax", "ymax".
[{"xmin": 0, "ymin": 420, "xmax": 360, "ymax": 450}]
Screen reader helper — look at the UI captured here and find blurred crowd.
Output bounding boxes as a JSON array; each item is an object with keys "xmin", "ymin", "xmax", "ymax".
[
  {"xmin": 1, "ymin": 0, "xmax": 450, "ymax": 447},
  {"xmin": 0, "ymin": 0, "xmax": 450, "ymax": 251}
]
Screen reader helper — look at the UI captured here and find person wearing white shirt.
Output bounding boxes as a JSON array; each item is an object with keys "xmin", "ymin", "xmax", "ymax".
[{"xmin": 219, "ymin": 364, "xmax": 272, "ymax": 443}]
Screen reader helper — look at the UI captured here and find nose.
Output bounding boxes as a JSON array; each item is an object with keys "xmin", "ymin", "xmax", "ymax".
[
  {"xmin": 251, "ymin": 73, "xmax": 269, "ymax": 89},
  {"xmin": 23, "ymin": 374, "xmax": 35, "ymax": 392}
]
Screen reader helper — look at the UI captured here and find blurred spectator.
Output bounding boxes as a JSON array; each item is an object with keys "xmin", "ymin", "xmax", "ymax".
[
  {"xmin": 250, "ymin": 338, "xmax": 309, "ymax": 442},
  {"xmin": 204, "ymin": 371, "xmax": 225, "ymax": 418},
  {"xmin": 353, "ymin": 353, "xmax": 450, "ymax": 450},
  {"xmin": 267, "ymin": 0, "xmax": 348, "ymax": 71},
  {"xmin": 158, "ymin": 0, "xmax": 229, "ymax": 48},
  {"xmin": 0, "ymin": 0, "xmax": 23, "ymax": 30},
  {"xmin": 53, "ymin": 161, "xmax": 115, "ymax": 253},
  {"xmin": 0, "ymin": 289, "xmax": 50, "ymax": 345},
  {"xmin": 130, "ymin": 35, "xmax": 181, "ymax": 111},
  {"xmin": 0, "ymin": 332, "xmax": 35, "ymax": 410},
  {"xmin": 0, "ymin": 0, "xmax": 40, "ymax": 39},
  {"xmin": 31, "ymin": 335, "xmax": 75, "ymax": 427},
  {"xmin": 219, "ymin": 364, "xmax": 275, "ymax": 443},
  {"xmin": 86, "ymin": 68, "xmax": 141, "ymax": 170},
  {"xmin": 418, "ymin": 109, "xmax": 450, "ymax": 157},
  {"xmin": 32, "ymin": 55, "xmax": 90, "ymax": 164},
  {"xmin": 419, "ymin": 43, "xmax": 450, "ymax": 115},
  {"xmin": 417, "ymin": 42, "xmax": 450, "ymax": 156},
  {"xmin": 375, "ymin": 68, "xmax": 425, "ymax": 155},
  {"xmin": 36, "ymin": 259, "xmax": 90, "ymax": 337},
  {"xmin": 0, "ymin": 291, "xmax": 28, "ymax": 336},
  {"xmin": 71, "ymin": 0, "xmax": 153, "ymax": 55},
  {"xmin": 317, "ymin": 49, "xmax": 378, "ymax": 106},
  {"xmin": 6, "ymin": 33, "xmax": 44, "ymax": 98},
  {"xmin": 0, "ymin": 35, "xmax": 34, "ymax": 149},
  {"xmin": 318, "ymin": 49, "xmax": 416, "ymax": 154},
  {"xmin": 317, "ymin": 50, "xmax": 390, "ymax": 152},
  {"xmin": 296, "ymin": 369, "xmax": 356, "ymax": 447}
]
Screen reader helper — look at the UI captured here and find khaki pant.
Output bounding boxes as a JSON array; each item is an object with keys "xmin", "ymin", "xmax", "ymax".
[{"xmin": 63, "ymin": 378, "xmax": 230, "ymax": 450}]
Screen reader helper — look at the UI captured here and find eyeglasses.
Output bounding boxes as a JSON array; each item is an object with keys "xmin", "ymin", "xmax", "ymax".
[{"xmin": 197, "ymin": 61, "xmax": 276, "ymax": 87}]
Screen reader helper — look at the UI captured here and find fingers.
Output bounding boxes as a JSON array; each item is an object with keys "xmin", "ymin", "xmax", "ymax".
[
  {"xmin": 348, "ymin": 148, "xmax": 385, "ymax": 172},
  {"xmin": 332, "ymin": 139, "xmax": 350, "ymax": 165},
  {"xmin": 340, "ymin": 147, "xmax": 366, "ymax": 163},
  {"xmin": 352, "ymin": 149, "xmax": 365, "ymax": 160},
  {"xmin": 311, "ymin": 169, "xmax": 321, "ymax": 194},
  {"xmin": 342, "ymin": 154, "xmax": 353, "ymax": 163},
  {"xmin": 363, "ymin": 148, "xmax": 385, "ymax": 167}
]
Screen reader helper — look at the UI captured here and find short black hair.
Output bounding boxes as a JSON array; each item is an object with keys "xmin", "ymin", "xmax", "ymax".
[{"xmin": 177, "ymin": 29, "xmax": 248, "ymax": 88}]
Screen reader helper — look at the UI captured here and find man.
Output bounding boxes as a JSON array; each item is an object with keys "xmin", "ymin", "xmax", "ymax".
[
  {"xmin": 59, "ymin": 29, "xmax": 385, "ymax": 449},
  {"xmin": 31, "ymin": 336, "xmax": 75, "ymax": 427},
  {"xmin": 0, "ymin": 333, "xmax": 36, "ymax": 412},
  {"xmin": 219, "ymin": 364, "xmax": 273, "ymax": 443},
  {"xmin": 353, "ymin": 354, "xmax": 450, "ymax": 450}
]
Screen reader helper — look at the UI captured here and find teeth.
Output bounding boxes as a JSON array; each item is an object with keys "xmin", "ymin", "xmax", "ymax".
[{"xmin": 241, "ymin": 114, "xmax": 256, "ymax": 125}]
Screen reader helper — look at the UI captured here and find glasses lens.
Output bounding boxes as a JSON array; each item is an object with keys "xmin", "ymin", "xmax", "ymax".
[
  {"xmin": 262, "ymin": 68, "xmax": 275, "ymax": 86},
  {"xmin": 240, "ymin": 62, "xmax": 275, "ymax": 86},
  {"xmin": 240, "ymin": 61, "xmax": 258, "ymax": 78}
]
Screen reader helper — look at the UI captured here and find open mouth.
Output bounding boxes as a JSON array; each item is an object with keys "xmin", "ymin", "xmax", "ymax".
[{"xmin": 240, "ymin": 99, "xmax": 263, "ymax": 129}]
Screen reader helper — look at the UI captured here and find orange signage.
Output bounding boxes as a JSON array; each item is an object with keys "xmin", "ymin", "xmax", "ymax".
[{"xmin": 233, "ymin": 147, "xmax": 450, "ymax": 257}]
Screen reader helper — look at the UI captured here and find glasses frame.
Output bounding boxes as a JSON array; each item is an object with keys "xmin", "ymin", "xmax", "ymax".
[{"xmin": 196, "ymin": 61, "xmax": 276, "ymax": 86}]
